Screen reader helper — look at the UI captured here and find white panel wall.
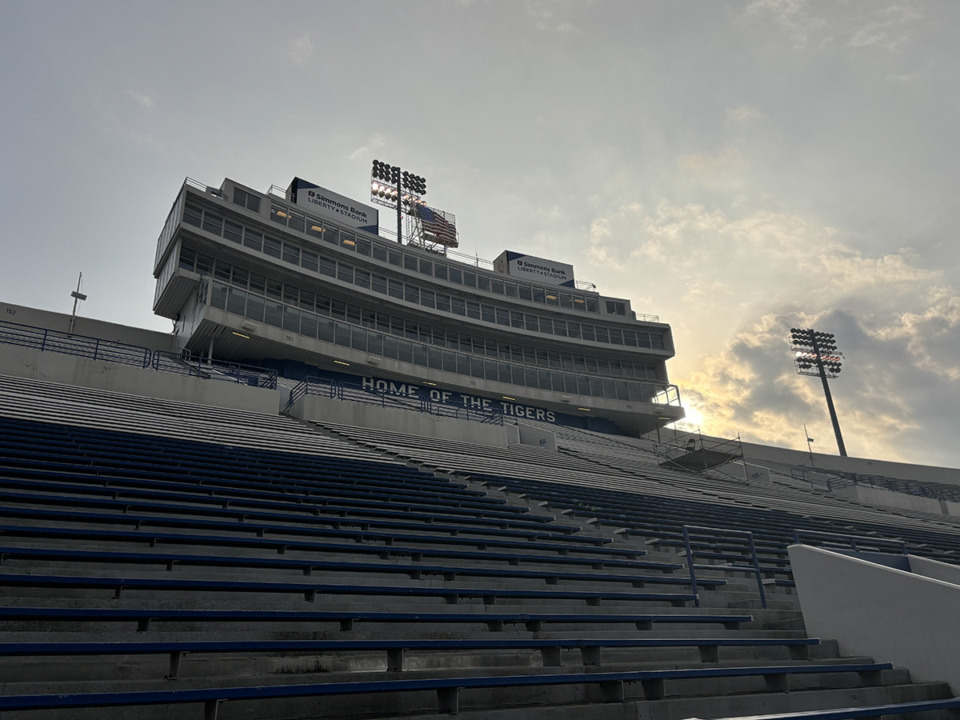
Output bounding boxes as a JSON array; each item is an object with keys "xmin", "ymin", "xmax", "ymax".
[{"xmin": 789, "ymin": 544, "xmax": 960, "ymax": 692}]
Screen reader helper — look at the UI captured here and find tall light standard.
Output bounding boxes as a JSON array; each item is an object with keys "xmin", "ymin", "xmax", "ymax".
[
  {"xmin": 370, "ymin": 160, "xmax": 427, "ymax": 244},
  {"xmin": 790, "ymin": 328, "xmax": 847, "ymax": 457},
  {"xmin": 68, "ymin": 272, "xmax": 87, "ymax": 336}
]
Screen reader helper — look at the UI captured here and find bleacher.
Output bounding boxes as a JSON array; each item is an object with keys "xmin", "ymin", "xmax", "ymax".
[{"xmin": 2, "ymin": 373, "xmax": 960, "ymax": 719}]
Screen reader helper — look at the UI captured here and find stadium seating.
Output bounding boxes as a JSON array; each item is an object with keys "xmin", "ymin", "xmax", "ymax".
[{"xmin": 2, "ymin": 373, "xmax": 960, "ymax": 719}]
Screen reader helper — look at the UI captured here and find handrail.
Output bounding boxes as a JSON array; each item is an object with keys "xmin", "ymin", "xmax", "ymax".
[
  {"xmin": 682, "ymin": 525, "xmax": 767, "ymax": 609},
  {"xmin": 152, "ymin": 352, "xmax": 278, "ymax": 390},
  {"xmin": 792, "ymin": 529, "xmax": 907, "ymax": 555}
]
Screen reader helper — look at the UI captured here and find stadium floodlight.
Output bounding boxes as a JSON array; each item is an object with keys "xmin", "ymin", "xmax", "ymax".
[
  {"xmin": 789, "ymin": 328, "xmax": 847, "ymax": 457},
  {"xmin": 68, "ymin": 272, "xmax": 86, "ymax": 336},
  {"xmin": 371, "ymin": 159, "xmax": 427, "ymax": 244}
]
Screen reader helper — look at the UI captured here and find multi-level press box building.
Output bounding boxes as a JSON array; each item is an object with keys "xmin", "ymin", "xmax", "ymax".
[{"xmin": 152, "ymin": 174, "xmax": 684, "ymax": 435}]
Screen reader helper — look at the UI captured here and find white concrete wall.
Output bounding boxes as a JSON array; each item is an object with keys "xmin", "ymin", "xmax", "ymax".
[
  {"xmin": 290, "ymin": 394, "xmax": 509, "ymax": 448},
  {"xmin": 788, "ymin": 544, "xmax": 960, "ymax": 692},
  {"xmin": 846, "ymin": 485, "xmax": 946, "ymax": 515},
  {"xmin": 517, "ymin": 424, "xmax": 557, "ymax": 451},
  {"xmin": 0, "ymin": 345, "xmax": 284, "ymax": 415},
  {"xmin": 907, "ymin": 555, "xmax": 960, "ymax": 585},
  {"xmin": 1, "ymin": 301, "xmax": 176, "ymax": 352}
]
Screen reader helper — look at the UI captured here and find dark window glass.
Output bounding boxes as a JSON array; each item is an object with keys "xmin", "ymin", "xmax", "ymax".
[
  {"xmin": 319, "ymin": 257, "xmax": 336, "ymax": 277},
  {"xmin": 481, "ymin": 304, "xmax": 495, "ymax": 323},
  {"xmin": 334, "ymin": 323, "xmax": 351, "ymax": 346},
  {"xmin": 195, "ymin": 253, "xmax": 214, "ymax": 275},
  {"xmin": 519, "ymin": 285, "xmax": 532, "ymax": 301},
  {"xmin": 355, "ymin": 269, "xmax": 370, "ymax": 288},
  {"xmin": 463, "ymin": 271, "xmax": 476, "ymax": 288},
  {"xmin": 214, "ymin": 262, "xmax": 231, "ymax": 283},
  {"xmin": 210, "ymin": 282, "xmax": 228, "ymax": 310},
  {"xmin": 356, "ymin": 238, "xmax": 371, "ymax": 256},
  {"xmin": 264, "ymin": 301, "xmax": 283, "ymax": 327},
  {"xmin": 283, "ymin": 305, "xmax": 300, "ymax": 332},
  {"xmin": 350, "ymin": 326, "xmax": 367, "ymax": 351},
  {"xmin": 179, "ymin": 247, "xmax": 196, "ymax": 271},
  {"xmin": 559, "ymin": 293, "xmax": 572, "ymax": 308},
  {"xmin": 367, "ymin": 333, "xmax": 382, "ymax": 355},
  {"xmin": 231, "ymin": 266, "xmax": 248, "ymax": 288},
  {"xmin": 505, "ymin": 282, "xmax": 518, "ymax": 298},
  {"xmin": 324, "ymin": 227, "xmax": 339, "ymax": 245},
  {"xmin": 532, "ymin": 287, "xmax": 545, "ymax": 303},
  {"xmin": 434, "ymin": 263, "xmax": 448, "ymax": 280},
  {"xmin": 419, "ymin": 258, "xmax": 433, "ymax": 275},
  {"xmin": 449, "ymin": 267, "xmax": 462, "ymax": 284},
  {"xmin": 595, "ymin": 327, "xmax": 609, "ymax": 343},
  {"xmin": 270, "ymin": 206, "xmax": 288, "ymax": 225},
  {"xmin": 427, "ymin": 347, "xmax": 442, "ymax": 370},
  {"xmin": 346, "ymin": 304, "xmax": 361, "ymax": 325},
  {"xmin": 457, "ymin": 353, "xmax": 470, "ymax": 375},
  {"xmin": 372, "ymin": 243, "xmax": 387, "ymax": 261},
  {"xmin": 477, "ymin": 275, "xmax": 490, "ymax": 292},
  {"xmin": 404, "ymin": 254, "xmax": 418, "ymax": 271},
  {"xmin": 245, "ymin": 294, "xmax": 264, "ymax": 322},
  {"xmin": 388, "ymin": 250, "xmax": 401, "ymax": 266},
  {"xmin": 315, "ymin": 295, "xmax": 330, "ymax": 315},
  {"xmin": 265, "ymin": 279, "xmax": 283, "ymax": 301},
  {"xmin": 540, "ymin": 317, "xmax": 553, "ymax": 334},
  {"xmin": 581, "ymin": 325, "xmax": 596, "ymax": 342},
  {"xmin": 331, "ymin": 299, "xmax": 346, "ymax": 320},
  {"xmin": 382, "ymin": 334, "xmax": 398, "ymax": 359},
  {"xmin": 491, "ymin": 279, "xmax": 504, "ymax": 295},
  {"xmin": 421, "ymin": 289, "xmax": 435, "ymax": 308},
  {"xmin": 317, "ymin": 319, "xmax": 334, "ymax": 342},
  {"xmin": 623, "ymin": 330, "xmax": 637, "ymax": 347},
  {"xmin": 263, "ymin": 237, "xmax": 282, "ymax": 258},
  {"xmin": 243, "ymin": 229, "xmax": 262, "ymax": 252},
  {"xmin": 545, "ymin": 291, "xmax": 559, "ymax": 307},
  {"xmin": 586, "ymin": 297, "xmax": 599, "ymax": 312},
  {"xmin": 442, "ymin": 350, "xmax": 456, "ymax": 373},
  {"xmin": 299, "ymin": 289, "xmax": 315, "ymax": 310},
  {"xmin": 300, "ymin": 311, "xmax": 318, "ymax": 338},
  {"xmin": 525, "ymin": 315, "xmax": 539, "ymax": 332},
  {"xmin": 451, "ymin": 297, "xmax": 465, "ymax": 315},
  {"xmin": 405, "ymin": 285, "xmax": 419, "ymax": 304},
  {"xmin": 470, "ymin": 356, "xmax": 484, "ymax": 378},
  {"xmin": 466, "ymin": 301, "xmax": 480, "ymax": 319},
  {"xmin": 436, "ymin": 294, "xmax": 450, "ymax": 312},
  {"xmin": 525, "ymin": 366, "xmax": 539, "ymax": 388},
  {"xmin": 372, "ymin": 274, "xmax": 388, "ymax": 294},
  {"xmin": 183, "ymin": 204, "xmax": 203, "ymax": 227},
  {"xmin": 495, "ymin": 308, "xmax": 509, "ymax": 326},
  {"xmin": 282, "ymin": 244, "xmax": 301, "ymax": 265},
  {"xmin": 338, "ymin": 264, "xmax": 354, "ymax": 284},
  {"xmin": 249, "ymin": 273, "xmax": 265, "ymax": 294},
  {"xmin": 609, "ymin": 328, "xmax": 623, "ymax": 345},
  {"xmin": 361, "ymin": 308, "xmax": 376, "ymax": 328},
  {"xmin": 568, "ymin": 322, "xmax": 581, "ymax": 339},
  {"xmin": 510, "ymin": 311, "xmax": 524, "ymax": 329},
  {"xmin": 288, "ymin": 211, "xmax": 304, "ymax": 232},
  {"xmin": 301, "ymin": 250, "xmax": 318, "ymax": 272},
  {"xmin": 223, "ymin": 220, "xmax": 243, "ymax": 243},
  {"xmin": 651, "ymin": 333, "xmax": 665, "ymax": 349},
  {"xmin": 398, "ymin": 340, "xmax": 413, "ymax": 363},
  {"xmin": 307, "ymin": 218, "xmax": 325, "ymax": 241},
  {"xmin": 553, "ymin": 320, "xmax": 566, "ymax": 337}
]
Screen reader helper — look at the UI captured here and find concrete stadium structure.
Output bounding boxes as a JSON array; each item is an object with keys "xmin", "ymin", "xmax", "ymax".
[{"xmin": 2, "ymin": 173, "xmax": 960, "ymax": 719}]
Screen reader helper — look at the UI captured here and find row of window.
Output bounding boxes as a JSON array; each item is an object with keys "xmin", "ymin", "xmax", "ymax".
[
  {"xmin": 204, "ymin": 279, "xmax": 666, "ymax": 404},
  {"xmin": 264, "ymin": 199, "xmax": 611, "ymax": 312},
  {"xmin": 182, "ymin": 204, "xmax": 666, "ymax": 351},
  {"xmin": 183, "ymin": 247, "xmax": 661, "ymax": 381}
]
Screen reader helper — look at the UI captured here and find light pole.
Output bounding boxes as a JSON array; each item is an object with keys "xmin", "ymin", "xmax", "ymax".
[
  {"xmin": 68, "ymin": 272, "xmax": 87, "ymax": 336},
  {"xmin": 370, "ymin": 160, "xmax": 427, "ymax": 244},
  {"xmin": 790, "ymin": 328, "xmax": 846, "ymax": 457}
]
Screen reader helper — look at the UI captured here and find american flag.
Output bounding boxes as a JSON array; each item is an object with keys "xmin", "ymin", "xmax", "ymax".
[{"xmin": 417, "ymin": 205, "xmax": 458, "ymax": 247}]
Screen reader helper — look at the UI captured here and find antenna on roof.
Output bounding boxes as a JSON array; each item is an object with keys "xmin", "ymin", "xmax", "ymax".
[{"xmin": 68, "ymin": 272, "xmax": 87, "ymax": 336}]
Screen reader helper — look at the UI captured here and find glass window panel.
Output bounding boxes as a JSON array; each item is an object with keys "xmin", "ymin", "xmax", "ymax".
[
  {"xmin": 405, "ymin": 285, "xmax": 420, "ymax": 304},
  {"xmin": 495, "ymin": 308, "xmax": 509, "ymax": 326},
  {"xmin": 270, "ymin": 206, "xmax": 288, "ymax": 225},
  {"xmin": 525, "ymin": 315, "xmax": 539, "ymax": 332},
  {"xmin": 183, "ymin": 204, "xmax": 203, "ymax": 227},
  {"xmin": 245, "ymin": 294, "xmax": 264, "ymax": 322},
  {"xmin": 367, "ymin": 333, "xmax": 382, "ymax": 355},
  {"xmin": 545, "ymin": 291, "xmax": 560, "ymax": 307},
  {"xmin": 331, "ymin": 299, "xmax": 346, "ymax": 319},
  {"xmin": 283, "ymin": 285, "xmax": 298, "ymax": 306},
  {"xmin": 451, "ymin": 297, "xmax": 465, "ymax": 315},
  {"xmin": 388, "ymin": 279, "xmax": 404, "ymax": 299},
  {"xmin": 388, "ymin": 249, "xmax": 401, "ymax": 266},
  {"xmin": 525, "ymin": 366, "xmax": 538, "ymax": 388},
  {"xmin": 581, "ymin": 325, "xmax": 596, "ymax": 342},
  {"xmin": 537, "ymin": 369, "xmax": 551, "ymax": 390},
  {"xmin": 263, "ymin": 236, "xmax": 282, "ymax": 258},
  {"xmin": 210, "ymin": 282, "xmax": 228, "ymax": 310},
  {"xmin": 519, "ymin": 285, "xmax": 532, "ymax": 301},
  {"xmin": 372, "ymin": 243, "xmax": 387, "ymax": 261},
  {"xmin": 427, "ymin": 347, "xmax": 442, "ymax": 369},
  {"xmin": 442, "ymin": 350, "xmax": 457, "ymax": 373},
  {"xmin": 414, "ymin": 344, "xmax": 429, "ymax": 366},
  {"xmin": 559, "ymin": 293, "xmax": 572, "ymax": 309},
  {"xmin": 301, "ymin": 250, "xmax": 318, "ymax": 272},
  {"xmin": 466, "ymin": 302, "xmax": 481, "ymax": 319},
  {"xmin": 419, "ymin": 258, "xmax": 433, "ymax": 275},
  {"xmin": 470, "ymin": 356, "xmax": 484, "ymax": 378},
  {"xmin": 586, "ymin": 297, "xmax": 599, "ymax": 312},
  {"xmin": 301, "ymin": 311, "xmax": 318, "ymax": 338},
  {"xmin": 227, "ymin": 287, "xmax": 246, "ymax": 315},
  {"xmin": 399, "ymin": 340, "xmax": 415, "ymax": 365},
  {"xmin": 540, "ymin": 317, "xmax": 553, "ymax": 334},
  {"xmin": 564, "ymin": 374, "xmax": 579, "ymax": 394},
  {"xmin": 195, "ymin": 253, "xmax": 214, "ymax": 276},
  {"xmin": 372, "ymin": 274, "xmax": 387, "ymax": 294},
  {"xmin": 288, "ymin": 211, "xmax": 304, "ymax": 232},
  {"xmin": 623, "ymin": 330, "xmax": 637, "ymax": 347},
  {"xmin": 597, "ymin": 358, "xmax": 609, "ymax": 375},
  {"xmin": 404, "ymin": 254, "xmax": 418, "ymax": 271},
  {"xmin": 533, "ymin": 287, "xmax": 545, "ymax": 303},
  {"xmin": 548, "ymin": 351, "xmax": 561, "ymax": 369},
  {"xmin": 179, "ymin": 247, "xmax": 196, "ymax": 271},
  {"xmin": 356, "ymin": 238, "xmax": 371, "ymax": 256},
  {"xmin": 420, "ymin": 289, "xmax": 435, "ymax": 308},
  {"xmin": 324, "ymin": 226, "xmax": 339, "ymax": 245},
  {"xmin": 231, "ymin": 266, "xmax": 248, "ymax": 288},
  {"xmin": 463, "ymin": 271, "xmax": 476, "ymax": 288},
  {"xmin": 652, "ymin": 333, "xmax": 665, "ymax": 349},
  {"xmin": 338, "ymin": 264, "xmax": 354, "ymax": 283},
  {"xmin": 283, "ymin": 305, "xmax": 300, "ymax": 332},
  {"xmin": 346, "ymin": 304, "xmax": 361, "ymax": 324},
  {"xmin": 243, "ymin": 229, "xmax": 262, "ymax": 251},
  {"xmin": 334, "ymin": 322, "xmax": 351, "ymax": 346},
  {"xmin": 456, "ymin": 353, "xmax": 470, "ymax": 375},
  {"xmin": 585, "ymin": 357, "xmax": 598, "ymax": 374},
  {"xmin": 202, "ymin": 213, "xmax": 223, "ymax": 236},
  {"xmin": 551, "ymin": 371, "xmax": 565, "ymax": 392},
  {"xmin": 568, "ymin": 322, "xmax": 581, "ymax": 339},
  {"xmin": 341, "ymin": 233, "xmax": 357, "ymax": 250},
  {"xmin": 266, "ymin": 279, "xmax": 283, "ymax": 301},
  {"xmin": 317, "ymin": 318, "xmax": 334, "ymax": 342},
  {"xmin": 355, "ymin": 269, "xmax": 370, "ymax": 289},
  {"xmin": 573, "ymin": 355, "xmax": 586, "ymax": 372},
  {"xmin": 282, "ymin": 244, "xmax": 301, "ymax": 265},
  {"xmin": 315, "ymin": 294, "xmax": 330, "ymax": 315},
  {"xmin": 449, "ymin": 267, "xmax": 462, "ymax": 283},
  {"xmin": 477, "ymin": 275, "xmax": 490, "ymax": 292},
  {"xmin": 553, "ymin": 320, "xmax": 566, "ymax": 337},
  {"xmin": 491, "ymin": 279, "xmax": 504, "ymax": 295},
  {"xmin": 484, "ymin": 358, "xmax": 498, "ymax": 381},
  {"xmin": 434, "ymin": 263, "xmax": 448, "ymax": 280},
  {"xmin": 214, "ymin": 262, "xmax": 231, "ymax": 283},
  {"xmin": 382, "ymin": 334, "xmax": 398, "ymax": 359},
  {"xmin": 307, "ymin": 218, "xmax": 325, "ymax": 240},
  {"xmin": 264, "ymin": 301, "xmax": 283, "ymax": 327},
  {"xmin": 510, "ymin": 311, "xmax": 524, "ymax": 328},
  {"xmin": 481, "ymin": 304, "xmax": 495, "ymax": 323},
  {"xmin": 319, "ymin": 257, "xmax": 336, "ymax": 277},
  {"xmin": 595, "ymin": 327, "xmax": 609, "ymax": 343},
  {"xmin": 249, "ymin": 273, "xmax": 265, "ymax": 294},
  {"xmin": 436, "ymin": 293, "xmax": 450, "ymax": 312},
  {"xmin": 578, "ymin": 375, "xmax": 591, "ymax": 395},
  {"xmin": 609, "ymin": 328, "xmax": 623, "ymax": 345},
  {"xmin": 350, "ymin": 326, "xmax": 367, "ymax": 351},
  {"xmin": 223, "ymin": 220, "xmax": 243, "ymax": 243},
  {"xmin": 505, "ymin": 282, "xmax": 518, "ymax": 298},
  {"xmin": 485, "ymin": 339, "xmax": 498, "ymax": 357}
]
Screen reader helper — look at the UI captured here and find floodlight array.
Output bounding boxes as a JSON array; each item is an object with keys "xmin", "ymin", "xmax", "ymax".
[
  {"xmin": 372, "ymin": 160, "xmax": 399, "ymax": 184},
  {"xmin": 789, "ymin": 328, "xmax": 843, "ymax": 378}
]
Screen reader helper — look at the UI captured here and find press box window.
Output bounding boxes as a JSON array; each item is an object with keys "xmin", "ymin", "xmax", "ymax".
[{"xmin": 233, "ymin": 188, "xmax": 260, "ymax": 213}]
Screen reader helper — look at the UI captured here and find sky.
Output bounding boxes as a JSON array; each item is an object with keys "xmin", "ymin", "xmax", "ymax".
[{"xmin": 2, "ymin": 0, "xmax": 959, "ymax": 468}]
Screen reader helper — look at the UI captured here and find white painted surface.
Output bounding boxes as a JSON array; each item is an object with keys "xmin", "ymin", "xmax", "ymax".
[
  {"xmin": 518, "ymin": 423, "xmax": 557, "ymax": 451},
  {"xmin": 907, "ymin": 555, "xmax": 960, "ymax": 585},
  {"xmin": 789, "ymin": 544, "xmax": 960, "ymax": 693},
  {"xmin": 290, "ymin": 394, "xmax": 509, "ymax": 447}
]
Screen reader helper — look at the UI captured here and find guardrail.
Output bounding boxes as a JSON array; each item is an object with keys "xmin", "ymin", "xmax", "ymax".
[
  {"xmin": 0, "ymin": 321, "xmax": 152, "ymax": 368},
  {"xmin": 683, "ymin": 525, "xmax": 768, "ymax": 609},
  {"xmin": 288, "ymin": 376, "xmax": 504, "ymax": 426},
  {"xmin": 0, "ymin": 320, "xmax": 276, "ymax": 390},
  {"xmin": 792, "ymin": 529, "xmax": 907, "ymax": 555}
]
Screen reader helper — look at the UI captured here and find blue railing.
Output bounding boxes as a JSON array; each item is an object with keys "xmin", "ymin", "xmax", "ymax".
[
  {"xmin": 0, "ymin": 321, "xmax": 152, "ymax": 368},
  {"xmin": 288, "ymin": 376, "xmax": 504, "ymax": 426},
  {"xmin": 0, "ymin": 320, "xmax": 277, "ymax": 390},
  {"xmin": 683, "ymin": 525, "xmax": 768, "ymax": 609}
]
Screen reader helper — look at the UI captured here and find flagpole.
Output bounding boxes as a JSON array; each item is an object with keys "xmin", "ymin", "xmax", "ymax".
[{"xmin": 803, "ymin": 424, "xmax": 815, "ymax": 467}]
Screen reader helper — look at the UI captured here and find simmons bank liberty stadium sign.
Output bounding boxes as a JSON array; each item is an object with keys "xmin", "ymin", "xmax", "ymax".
[{"xmin": 493, "ymin": 251, "xmax": 576, "ymax": 288}]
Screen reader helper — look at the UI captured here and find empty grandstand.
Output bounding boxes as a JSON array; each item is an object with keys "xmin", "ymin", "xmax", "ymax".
[{"xmin": 1, "ymin": 172, "xmax": 960, "ymax": 719}]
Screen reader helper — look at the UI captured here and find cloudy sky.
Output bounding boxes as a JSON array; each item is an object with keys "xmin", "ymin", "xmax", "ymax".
[{"xmin": 2, "ymin": 1, "xmax": 959, "ymax": 467}]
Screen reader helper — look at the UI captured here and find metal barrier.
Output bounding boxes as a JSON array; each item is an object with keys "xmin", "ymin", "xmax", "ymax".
[
  {"xmin": 288, "ymin": 376, "xmax": 504, "ymax": 426},
  {"xmin": 683, "ymin": 525, "xmax": 767, "ymax": 609},
  {"xmin": 0, "ymin": 321, "xmax": 152, "ymax": 368},
  {"xmin": 152, "ymin": 352, "xmax": 278, "ymax": 389},
  {"xmin": 792, "ymin": 529, "xmax": 907, "ymax": 555}
]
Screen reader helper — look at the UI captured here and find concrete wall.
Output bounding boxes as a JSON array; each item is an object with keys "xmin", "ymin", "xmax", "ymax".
[
  {"xmin": 834, "ymin": 484, "xmax": 947, "ymax": 515},
  {"xmin": 788, "ymin": 544, "xmax": 960, "ymax": 693},
  {"xmin": 0, "ymin": 344, "xmax": 285, "ymax": 415},
  {"xmin": 907, "ymin": 554, "xmax": 960, "ymax": 585},
  {"xmin": 517, "ymin": 423, "xmax": 557, "ymax": 451},
  {"xmin": 1, "ymin": 301, "xmax": 176, "ymax": 352},
  {"xmin": 289, "ymin": 394, "xmax": 510, "ymax": 448}
]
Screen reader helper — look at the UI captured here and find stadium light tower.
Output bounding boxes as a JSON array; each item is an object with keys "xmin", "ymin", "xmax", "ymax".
[
  {"xmin": 370, "ymin": 160, "xmax": 427, "ymax": 244},
  {"xmin": 790, "ymin": 328, "xmax": 847, "ymax": 457}
]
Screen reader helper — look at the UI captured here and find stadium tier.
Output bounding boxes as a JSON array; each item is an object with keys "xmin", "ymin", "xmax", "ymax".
[{"xmin": 1, "ymin": 173, "xmax": 960, "ymax": 718}]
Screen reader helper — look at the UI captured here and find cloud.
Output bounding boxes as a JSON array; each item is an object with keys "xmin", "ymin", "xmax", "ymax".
[
  {"xmin": 726, "ymin": 104, "xmax": 763, "ymax": 125},
  {"xmin": 523, "ymin": 0, "xmax": 580, "ymax": 33},
  {"xmin": 742, "ymin": 0, "xmax": 826, "ymax": 50},
  {"xmin": 288, "ymin": 31, "xmax": 314, "ymax": 65},
  {"xmin": 348, "ymin": 133, "xmax": 387, "ymax": 161},
  {"xmin": 848, "ymin": 4, "xmax": 922, "ymax": 50},
  {"xmin": 128, "ymin": 92, "xmax": 155, "ymax": 110}
]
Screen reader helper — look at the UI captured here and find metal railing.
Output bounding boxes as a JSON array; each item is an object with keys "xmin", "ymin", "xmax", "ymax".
[
  {"xmin": 683, "ymin": 525, "xmax": 768, "ymax": 609},
  {"xmin": 0, "ymin": 321, "xmax": 152, "ymax": 368},
  {"xmin": 287, "ymin": 376, "xmax": 504, "ymax": 426},
  {"xmin": 792, "ymin": 529, "xmax": 907, "ymax": 555},
  {"xmin": 0, "ymin": 320, "xmax": 276, "ymax": 390}
]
